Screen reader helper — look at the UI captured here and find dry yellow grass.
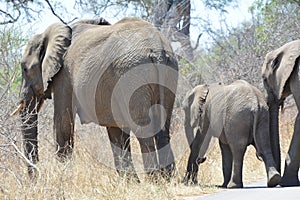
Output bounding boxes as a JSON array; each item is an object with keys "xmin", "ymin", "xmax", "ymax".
[{"xmin": 0, "ymin": 102, "xmax": 296, "ymax": 200}]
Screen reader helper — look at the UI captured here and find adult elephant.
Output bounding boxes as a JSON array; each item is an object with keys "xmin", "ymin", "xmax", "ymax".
[
  {"xmin": 183, "ymin": 80, "xmax": 281, "ymax": 188},
  {"xmin": 12, "ymin": 17, "xmax": 178, "ymax": 179},
  {"xmin": 262, "ymin": 40, "xmax": 300, "ymax": 186}
]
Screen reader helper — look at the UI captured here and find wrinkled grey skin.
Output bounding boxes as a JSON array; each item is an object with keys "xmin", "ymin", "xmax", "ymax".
[
  {"xmin": 262, "ymin": 40, "xmax": 300, "ymax": 187},
  {"xmin": 182, "ymin": 80, "xmax": 280, "ymax": 188},
  {"xmin": 17, "ymin": 17, "xmax": 178, "ymax": 180}
]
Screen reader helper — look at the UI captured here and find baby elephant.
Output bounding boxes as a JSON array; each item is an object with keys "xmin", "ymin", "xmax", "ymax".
[{"xmin": 183, "ymin": 80, "xmax": 281, "ymax": 188}]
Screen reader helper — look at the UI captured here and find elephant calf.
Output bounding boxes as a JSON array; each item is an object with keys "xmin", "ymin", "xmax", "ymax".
[{"xmin": 183, "ymin": 80, "xmax": 281, "ymax": 188}]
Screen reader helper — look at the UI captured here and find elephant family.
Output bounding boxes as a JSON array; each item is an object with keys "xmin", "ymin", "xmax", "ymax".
[
  {"xmin": 12, "ymin": 17, "xmax": 178, "ymax": 179},
  {"xmin": 182, "ymin": 80, "xmax": 281, "ymax": 188},
  {"xmin": 262, "ymin": 40, "xmax": 300, "ymax": 186}
]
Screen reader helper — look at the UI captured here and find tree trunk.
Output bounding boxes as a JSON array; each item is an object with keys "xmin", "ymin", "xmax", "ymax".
[{"xmin": 153, "ymin": 0, "xmax": 195, "ymax": 61}]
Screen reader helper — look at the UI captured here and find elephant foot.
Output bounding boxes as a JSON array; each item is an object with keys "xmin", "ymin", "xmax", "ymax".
[
  {"xmin": 219, "ymin": 182, "xmax": 229, "ymax": 188},
  {"xmin": 280, "ymin": 174, "xmax": 300, "ymax": 187},
  {"xmin": 182, "ymin": 179, "xmax": 198, "ymax": 186},
  {"xmin": 27, "ymin": 165, "xmax": 39, "ymax": 181},
  {"xmin": 118, "ymin": 170, "xmax": 141, "ymax": 183},
  {"xmin": 218, "ymin": 185, "xmax": 227, "ymax": 188},
  {"xmin": 182, "ymin": 172, "xmax": 198, "ymax": 186},
  {"xmin": 127, "ymin": 170, "xmax": 140, "ymax": 183},
  {"xmin": 196, "ymin": 157, "xmax": 206, "ymax": 164},
  {"xmin": 227, "ymin": 181, "xmax": 243, "ymax": 188},
  {"xmin": 131, "ymin": 174, "xmax": 141, "ymax": 183},
  {"xmin": 267, "ymin": 169, "xmax": 281, "ymax": 187},
  {"xmin": 160, "ymin": 163, "xmax": 175, "ymax": 181},
  {"xmin": 146, "ymin": 170, "xmax": 162, "ymax": 183},
  {"xmin": 56, "ymin": 145, "xmax": 73, "ymax": 162}
]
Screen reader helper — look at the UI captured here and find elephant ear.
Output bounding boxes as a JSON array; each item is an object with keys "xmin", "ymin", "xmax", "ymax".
[
  {"xmin": 189, "ymin": 85, "xmax": 209, "ymax": 127},
  {"xmin": 263, "ymin": 40, "xmax": 300, "ymax": 100},
  {"xmin": 41, "ymin": 23, "xmax": 72, "ymax": 93}
]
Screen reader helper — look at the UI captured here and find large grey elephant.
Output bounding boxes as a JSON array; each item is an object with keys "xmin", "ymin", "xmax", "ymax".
[
  {"xmin": 12, "ymin": 17, "xmax": 178, "ymax": 179},
  {"xmin": 182, "ymin": 80, "xmax": 281, "ymax": 188},
  {"xmin": 262, "ymin": 40, "xmax": 300, "ymax": 186}
]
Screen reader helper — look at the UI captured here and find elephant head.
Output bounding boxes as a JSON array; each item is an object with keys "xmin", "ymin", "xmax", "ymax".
[
  {"xmin": 182, "ymin": 84, "xmax": 208, "ymax": 184},
  {"xmin": 12, "ymin": 23, "xmax": 72, "ymax": 178},
  {"xmin": 262, "ymin": 39, "xmax": 300, "ymax": 174},
  {"xmin": 183, "ymin": 84, "xmax": 209, "ymax": 147}
]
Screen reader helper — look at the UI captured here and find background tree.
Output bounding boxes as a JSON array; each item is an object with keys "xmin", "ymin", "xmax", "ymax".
[
  {"xmin": 0, "ymin": 25, "xmax": 28, "ymax": 187},
  {"xmin": 191, "ymin": 0, "xmax": 300, "ymax": 89},
  {"xmin": 1, "ymin": 0, "xmax": 300, "ymax": 196},
  {"xmin": 0, "ymin": 0, "xmax": 43, "ymax": 24},
  {"xmin": 1, "ymin": 0, "xmax": 237, "ymax": 61}
]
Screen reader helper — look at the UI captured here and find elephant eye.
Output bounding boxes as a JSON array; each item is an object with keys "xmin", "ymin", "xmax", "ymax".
[
  {"xmin": 21, "ymin": 62, "xmax": 28, "ymax": 73},
  {"xmin": 22, "ymin": 66, "xmax": 28, "ymax": 73}
]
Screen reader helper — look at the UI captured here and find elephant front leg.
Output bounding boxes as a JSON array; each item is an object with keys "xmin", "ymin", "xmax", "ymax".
[
  {"xmin": 281, "ymin": 112, "xmax": 300, "ymax": 187},
  {"xmin": 107, "ymin": 127, "xmax": 140, "ymax": 182},
  {"xmin": 54, "ymin": 108, "xmax": 74, "ymax": 160},
  {"xmin": 53, "ymin": 71, "xmax": 75, "ymax": 161},
  {"xmin": 183, "ymin": 129, "xmax": 204, "ymax": 185},
  {"xmin": 263, "ymin": 154, "xmax": 281, "ymax": 187},
  {"xmin": 254, "ymin": 120, "xmax": 281, "ymax": 187}
]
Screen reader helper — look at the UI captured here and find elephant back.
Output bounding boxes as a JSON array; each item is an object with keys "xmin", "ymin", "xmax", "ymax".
[
  {"xmin": 203, "ymin": 81, "xmax": 268, "ymax": 137},
  {"xmin": 67, "ymin": 18, "xmax": 178, "ymax": 127}
]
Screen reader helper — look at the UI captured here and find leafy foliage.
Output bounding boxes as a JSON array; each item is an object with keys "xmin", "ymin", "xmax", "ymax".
[
  {"xmin": 196, "ymin": 0, "xmax": 300, "ymax": 90},
  {"xmin": 0, "ymin": 26, "xmax": 25, "ymax": 95},
  {"xmin": 0, "ymin": 0, "xmax": 44, "ymax": 24},
  {"xmin": 202, "ymin": 0, "xmax": 237, "ymax": 12}
]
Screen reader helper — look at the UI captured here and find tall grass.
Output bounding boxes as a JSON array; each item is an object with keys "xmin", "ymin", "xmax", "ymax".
[{"xmin": 0, "ymin": 99, "xmax": 296, "ymax": 199}]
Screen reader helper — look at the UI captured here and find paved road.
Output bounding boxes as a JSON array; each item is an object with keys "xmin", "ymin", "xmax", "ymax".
[{"xmin": 184, "ymin": 179, "xmax": 300, "ymax": 200}]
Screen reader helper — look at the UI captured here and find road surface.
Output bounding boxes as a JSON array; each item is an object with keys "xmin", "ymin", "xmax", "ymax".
[{"xmin": 184, "ymin": 179, "xmax": 300, "ymax": 200}]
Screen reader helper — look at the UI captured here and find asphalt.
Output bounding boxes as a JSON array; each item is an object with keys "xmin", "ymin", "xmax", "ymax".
[{"xmin": 184, "ymin": 179, "xmax": 300, "ymax": 200}]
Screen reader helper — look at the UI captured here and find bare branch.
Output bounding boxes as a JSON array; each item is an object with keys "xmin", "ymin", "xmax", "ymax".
[
  {"xmin": 11, "ymin": 142, "xmax": 40, "ymax": 179},
  {"xmin": 44, "ymin": 0, "xmax": 68, "ymax": 25},
  {"xmin": 0, "ymin": 9, "xmax": 21, "ymax": 25},
  {"xmin": 192, "ymin": 33, "xmax": 202, "ymax": 50}
]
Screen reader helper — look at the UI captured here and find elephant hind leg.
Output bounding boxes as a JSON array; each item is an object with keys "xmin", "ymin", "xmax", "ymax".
[
  {"xmin": 137, "ymin": 136, "xmax": 159, "ymax": 176},
  {"xmin": 156, "ymin": 88, "xmax": 176, "ymax": 178},
  {"xmin": 156, "ymin": 128, "xmax": 175, "ymax": 179},
  {"xmin": 107, "ymin": 127, "xmax": 140, "ymax": 182},
  {"xmin": 227, "ymin": 144, "xmax": 247, "ymax": 188},
  {"xmin": 219, "ymin": 141, "xmax": 233, "ymax": 188}
]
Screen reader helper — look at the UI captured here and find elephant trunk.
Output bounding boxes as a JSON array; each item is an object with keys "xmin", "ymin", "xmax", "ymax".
[
  {"xmin": 184, "ymin": 120, "xmax": 195, "ymax": 149},
  {"xmin": 20, "ymin": 109, "xmax": 39, "ymax": 179},
  {"xmin": 268, "ymin": 97, "xmax": 281, "ymax": 174},
  {"xmin": 16, "ymin": 86, "xmax": 43, "ymax": 179}
]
